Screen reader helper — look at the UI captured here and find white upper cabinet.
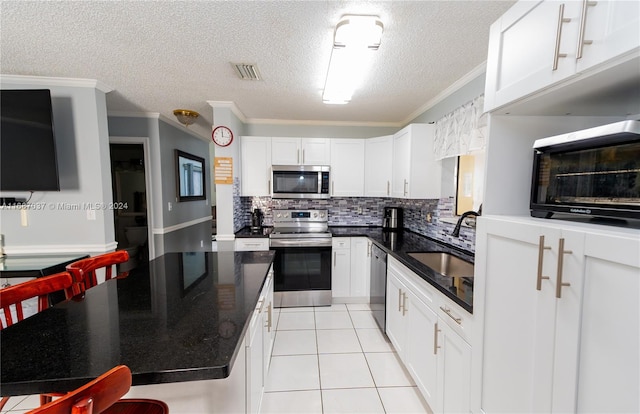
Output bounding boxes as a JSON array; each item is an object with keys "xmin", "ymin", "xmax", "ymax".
[
  {"xmin": 364, "ymin": 135, "xmax": 393, "ymax": 197},
  {"xmin": 391, "ymin": 124, "xmax": 441, "ymax": 199},
  {"xmin": 330, "ymin": 139, "xmax": 365, "ymax": 197},
  {"xmin": 575, "ymin": 0, "xmax": 640, "ymax": 72},
  {"xmin": 240, "ymin": 136, "xmax": 271, "ymax": 197},
  {"xmin": 484, "ymin": 0, "xmax": 640, "ymax": 112},
  {"xmin": 271, "ymin": 137, "xmax": 330, "ymax": 165}
]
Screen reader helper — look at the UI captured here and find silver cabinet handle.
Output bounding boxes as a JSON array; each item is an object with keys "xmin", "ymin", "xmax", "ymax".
[
  {"xmin": 433, "ymin": 322, "xmax": 441, "ymax": 355},
  {"xmin": 556, "ymin": 238, "xmax": 573, "ymax": 298},
  {"xmin": 402, "ymin": 292, "xmax": 408, "ymax": 316},
  {"xmin": 577, "ymin": 0, "xmax": 597, "ymax": 59},
  {"xmin": 302, "ymin": 148, "xmax": 305, "ymax": 164},
  {"xmin": 297, "ymin": 149, "xmax": 300, "ymax": 164},
  {"xmin": 440, "ymin": 306, "xmax": 462, "ymax": 325},
  {"xmin": 536, "ymin": 235, "xmax": 552, "ymax": 290},
  {"xmin": 552, "ymin": 3, "xmax": 571, "ymax": 70},
  {"xmin": 398, "ymin": 289, "xmax": 403, "ymax": 312},
  {"xmin": 403, "ymin": 179, "xmax": 408, "ymax": 196},
  {"xmin": 333, "ymin": 251, "xmax": 336, "ymax": 267},
  {"xmin": 387, "ymin": 181, "xmax": 390, "ymax": 196}
]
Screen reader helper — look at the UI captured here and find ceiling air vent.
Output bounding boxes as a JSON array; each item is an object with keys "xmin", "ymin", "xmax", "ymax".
[{"xmin": 231, "ymin": 63, "xmax": 261, "ymax": 80}]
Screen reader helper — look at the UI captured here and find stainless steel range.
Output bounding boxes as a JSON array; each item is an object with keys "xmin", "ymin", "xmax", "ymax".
[{"xmin": 270, "ymin": 209, "xmax": 332, "ymax": 307}]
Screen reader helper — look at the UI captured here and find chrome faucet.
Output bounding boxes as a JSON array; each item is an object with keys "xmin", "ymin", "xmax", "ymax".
[{"xmin": 451, "ymin": 206, "xmax": 481, "ymax": 237}]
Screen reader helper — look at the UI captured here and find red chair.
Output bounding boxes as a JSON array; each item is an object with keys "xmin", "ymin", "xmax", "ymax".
[
  {"xmin": 0, "ymin": 272, "xmax": 74, "ymax": 408},
  {"xmin": 0, "ymin": 272, "xmax": 73, "ymax": 329},
  {"xmin": 66, "ymin": 251, "xmax": 130, "ymax": 296},
  {"xmin": 27, "ymin": 365, "xmax": 168, "ymax": 414}
]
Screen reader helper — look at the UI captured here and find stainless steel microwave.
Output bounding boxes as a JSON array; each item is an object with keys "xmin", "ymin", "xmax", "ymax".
[
  {"xmin": 530, "ymin": 120, "xmax": 640, "ymax": 221},
  {"xmin": 271, "ymin": 165, "xmax": 330, "ymax": 199}
]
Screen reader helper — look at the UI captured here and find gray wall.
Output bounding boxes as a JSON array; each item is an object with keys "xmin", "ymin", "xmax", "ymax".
[
  {"xmin": 108, "ymin": 115, "xmax": 212, "ymax": 257},
  {"xmin": 0, "ymin": 76, "xmax": 115, "ymax": 254}
]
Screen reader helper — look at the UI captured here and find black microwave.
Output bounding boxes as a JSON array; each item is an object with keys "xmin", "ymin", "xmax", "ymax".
[
  {"xmin": 271, "ymin": 165, "xmax": 330, "ymax": 199},
  {"xmin": 531, "ymin": 120, "xmax": 640, "ymax": 221}
]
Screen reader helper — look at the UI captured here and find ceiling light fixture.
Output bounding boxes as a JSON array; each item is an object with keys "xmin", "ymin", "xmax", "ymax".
[
  {"xmin": 173, "ymin": 109, "xmax": 199, "ymax": 127},
  {"xmin": 322, "ymin": 15, "xmax": 383, "ymax": 104}
]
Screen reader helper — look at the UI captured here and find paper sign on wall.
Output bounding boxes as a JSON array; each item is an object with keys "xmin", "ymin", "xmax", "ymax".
[{"xmin": 214, "ymin": 157, "xmax": 233, "ymax": 184}]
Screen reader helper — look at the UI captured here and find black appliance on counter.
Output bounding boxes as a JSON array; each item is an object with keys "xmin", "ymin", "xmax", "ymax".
[
  {"xmin": 269, "ymin": 209, "xmax": 332, "ymax": 307},
  {"xmin": 382, "ymin": 207, "xmax": 403, "ymax": 231},
  {"xmin": 250, "ymin": 208, "xmax": 264, "ymax": 231},
  {"xmin": 531, "ymin": 120, "xmax": 640, "ymax": 221}
]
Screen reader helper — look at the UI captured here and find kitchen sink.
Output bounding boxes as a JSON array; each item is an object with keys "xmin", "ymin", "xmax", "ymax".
[{"xmin": 408, "ymin": 252, "xmax": 474, "ymax": 278}]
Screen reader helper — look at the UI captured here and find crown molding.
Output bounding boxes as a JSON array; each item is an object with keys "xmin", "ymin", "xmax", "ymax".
[
  {"xmin": 0, "ymin": 74, "xmax": 113, "ymax": 93},
  {"xmin": 207, "ymin": 100, "xmax": 248, "ymax": 124},
  {"xmin": 245, "ymin": 117, "xmax": 402, "ymax": 128},
  {"xmin": 402, "ymin": 62, "xmax": 487, "ymax": 124}
]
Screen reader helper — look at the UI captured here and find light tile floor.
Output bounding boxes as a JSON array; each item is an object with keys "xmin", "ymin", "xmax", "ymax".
[
  {"xmin": 261, "ymin": 303, "xmax": 432, "ymax": 414},
  {"xmin": 1, "ymin": 304, "xmax": 432, "ymax": 414}
]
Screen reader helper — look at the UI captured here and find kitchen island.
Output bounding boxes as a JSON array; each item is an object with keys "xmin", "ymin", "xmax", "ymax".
[{"xmin": 0, "ymin": 250, "xmax": 275, "ymax": 399}]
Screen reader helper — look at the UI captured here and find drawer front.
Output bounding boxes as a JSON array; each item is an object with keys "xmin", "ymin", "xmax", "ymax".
[
  {"xmin": 332, "ymin": 237, "xmax": 350, "ymax": 249},
  {"xmin": 437, "ymin": 294, "xmax": 473, "ymax": 342},
  {"xmin": 235, "ymin": 238, "xmax": 269, "ymax": 251}
]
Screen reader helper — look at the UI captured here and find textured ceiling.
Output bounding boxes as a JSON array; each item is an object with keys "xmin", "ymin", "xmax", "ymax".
[{"xmin": 1, "ymin": 0, "xmax": 515, "ymax": 139}]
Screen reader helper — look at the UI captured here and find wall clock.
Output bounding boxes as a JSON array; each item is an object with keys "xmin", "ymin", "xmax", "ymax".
[{"xmin": 212, "ymin": 125, "xmax": 234, "ymax": 147}]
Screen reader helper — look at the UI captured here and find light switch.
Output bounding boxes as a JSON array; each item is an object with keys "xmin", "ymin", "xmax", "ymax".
[
  {"xmin": 168, "ymin": 202, "xmax": 172, "ymax": 211},
  {"xmin": 20, "ymin": 209, "xmax": 28, "ymax": 226}
]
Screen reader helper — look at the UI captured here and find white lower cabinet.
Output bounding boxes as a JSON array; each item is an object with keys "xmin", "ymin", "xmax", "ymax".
[
  {"xmin": 332, "ymin": 237, "xmax": 371, "ymax": 302},
  {"xmin": 386, "ymin": 256, "xmax": 472, "ymax": 413},
  {"xmin": 246, "ymin": 266, "xmax": 275, "ymax": 414},
  {"xmin": 474, "ymin": 216, "xmax": 640, "ymax": 413}
]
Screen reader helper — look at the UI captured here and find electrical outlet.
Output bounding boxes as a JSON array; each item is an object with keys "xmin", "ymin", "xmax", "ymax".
[
  {"xmin": 168, "ymin": 202, "xmax": 172, "ymax": 211},
  {"xmin": 87, "ymin": 209, "xmax": 96, "ymax": 221},
  {"xmin": 20, "ymin": 209, "xmax": 28, "ymax": 227},
  {"xmin": 426, "ymin": 212, "xmax": 433, "ymax": 223},
  {"xmin": 200, "ymin": 240, "xmax": 203, "ymax": 247}
]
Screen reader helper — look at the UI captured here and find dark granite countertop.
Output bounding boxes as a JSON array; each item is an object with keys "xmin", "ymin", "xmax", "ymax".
[
  {"xmin": 0, "ymin": 251, "xmax": 275, "ymax": 396},
  {"xmin": 330, "ymin": 226, "xmax": 475, "ymax": 313},
  {"xmin": 235, "ymin": 226, "xmax": 273, "ymax": 238}
]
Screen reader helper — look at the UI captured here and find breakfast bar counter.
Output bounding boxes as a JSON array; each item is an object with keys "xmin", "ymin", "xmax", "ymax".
[{"xmin": 0, "ymin": 250, "xmax": 275, "ymax": 397}]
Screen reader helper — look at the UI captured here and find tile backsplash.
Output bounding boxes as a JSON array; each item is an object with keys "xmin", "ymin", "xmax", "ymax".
[{"xmin": 238, "ymin": 196, "xmax": 477, "ymax": 253}]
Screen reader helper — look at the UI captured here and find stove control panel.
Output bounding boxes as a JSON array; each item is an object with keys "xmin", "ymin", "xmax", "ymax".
[{"xmin": 273, "ymin": 209, "xmax": 328, "ymax": 224}]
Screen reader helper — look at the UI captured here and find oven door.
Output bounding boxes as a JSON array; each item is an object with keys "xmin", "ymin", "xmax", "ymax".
[{"xmin": 270, "ymin": 242, "xmax": 332, "ymax": 307}]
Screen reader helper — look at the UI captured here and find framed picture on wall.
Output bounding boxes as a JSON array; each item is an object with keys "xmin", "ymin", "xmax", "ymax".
[{"xmin": 175, "ymin": 150, "xmax": 206, "ymax": 202}]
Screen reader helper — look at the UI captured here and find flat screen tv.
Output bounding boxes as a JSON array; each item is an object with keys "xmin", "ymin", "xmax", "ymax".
[{"xmin": 1, "ymin": 89, "xmax": 60, "ymax": 191}]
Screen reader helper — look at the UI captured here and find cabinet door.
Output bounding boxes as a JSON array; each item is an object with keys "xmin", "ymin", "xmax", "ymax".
[
  {"xmin": 575, "ymin": 231, "xmax": 640, "ymax": 413},
  {"xmin": 262, "ymin": 270, "xmax": 275, "ymax": 380},
  {"xmin": 349, "ymin": 238, "xmax": 370, "ymax": 298},
  {"xmin": 364, "ymin": 135, "xmax": 393, "ymax": 197},
  {"xmin": 404, "ymin": 289, "xmax": 439, "ymax": 409},
  {"xmin": 478, "ymin": 217, "xmax": 561, "ymax": 413},
  {"xmin": 484, "ymin": 0, "xmax": 580, "ymax": 111},
  {"xmin": 332, "ymin": 239, "xmax": 351, "ymax": 299},
  {"xmin": 391, "ymin": 129, "xmax": 410, "ymax": 198},
  {"xmin": 241, "ymin": 136, "xmax": 271, "ymax": 196},
  {"xmin": 271, "ymin": 137, "xmax": 300, "ymax": 165},
  {"xmin": 301, "ymin": 138, "xmax": 331, "ymax": 165},
  {"xmin": 246, "ymin": 307, "xmax": 264, "ymax": 414},
  {"xmin": 330, "ymin": 139, "xmax": 364, "ymax": 196},
  {"xmin": 385, "ymin": 271, "xmax": 407, "ymax": 358},
  {"xmin": 437, "ymin": 320, "xmax": 471, "ymax": 414},
  {"xmin": 576, "ymin": 0, "xmax": 640, "ymax": 72}
]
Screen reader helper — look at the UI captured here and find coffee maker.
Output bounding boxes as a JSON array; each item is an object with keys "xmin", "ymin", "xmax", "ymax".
[
  {"xmin": 382, "ymin": 207, "xmax": 403, "ymax": 231},
  {"xmin": 250, "ymin": 209, "xmax": 264, "ymax": 231}
]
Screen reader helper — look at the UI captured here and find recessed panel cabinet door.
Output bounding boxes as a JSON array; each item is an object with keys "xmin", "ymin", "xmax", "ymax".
[
  {"xmin": 437, "ymin": 320, "xmax": 471, "ymax": 414},
  {"xmin": 404, "ymin": 289, "xmax": 438, "ymax": 409},
  {"xmin": 484, "ymin": 0, "xmax": 580, "ymax": 111},
  {"xmin": 479, "ymin": 218, "xmax": 561, "ymax": 413},
  {"xmin": 576, "ymin": 0, "xmax": 640, "ymax": 73},
  {"xmin": 575, "ymin": 231, "xmax": 640, "ymax": 413}
]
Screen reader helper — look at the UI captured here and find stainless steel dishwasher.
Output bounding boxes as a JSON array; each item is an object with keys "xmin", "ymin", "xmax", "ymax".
[{"xmin": 370, "ymin": 244, "xmax": 387, "ymax": 331}]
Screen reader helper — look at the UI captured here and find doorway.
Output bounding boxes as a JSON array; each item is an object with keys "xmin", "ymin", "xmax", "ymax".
[{"xmin": 109, "ymin": 142, "xmax": 150, "ymax": 269}]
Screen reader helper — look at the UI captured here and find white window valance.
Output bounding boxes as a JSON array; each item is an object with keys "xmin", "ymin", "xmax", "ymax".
[{"xmin": 434, "ymin": 95, "xmax": 487, "ymax": 160}]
